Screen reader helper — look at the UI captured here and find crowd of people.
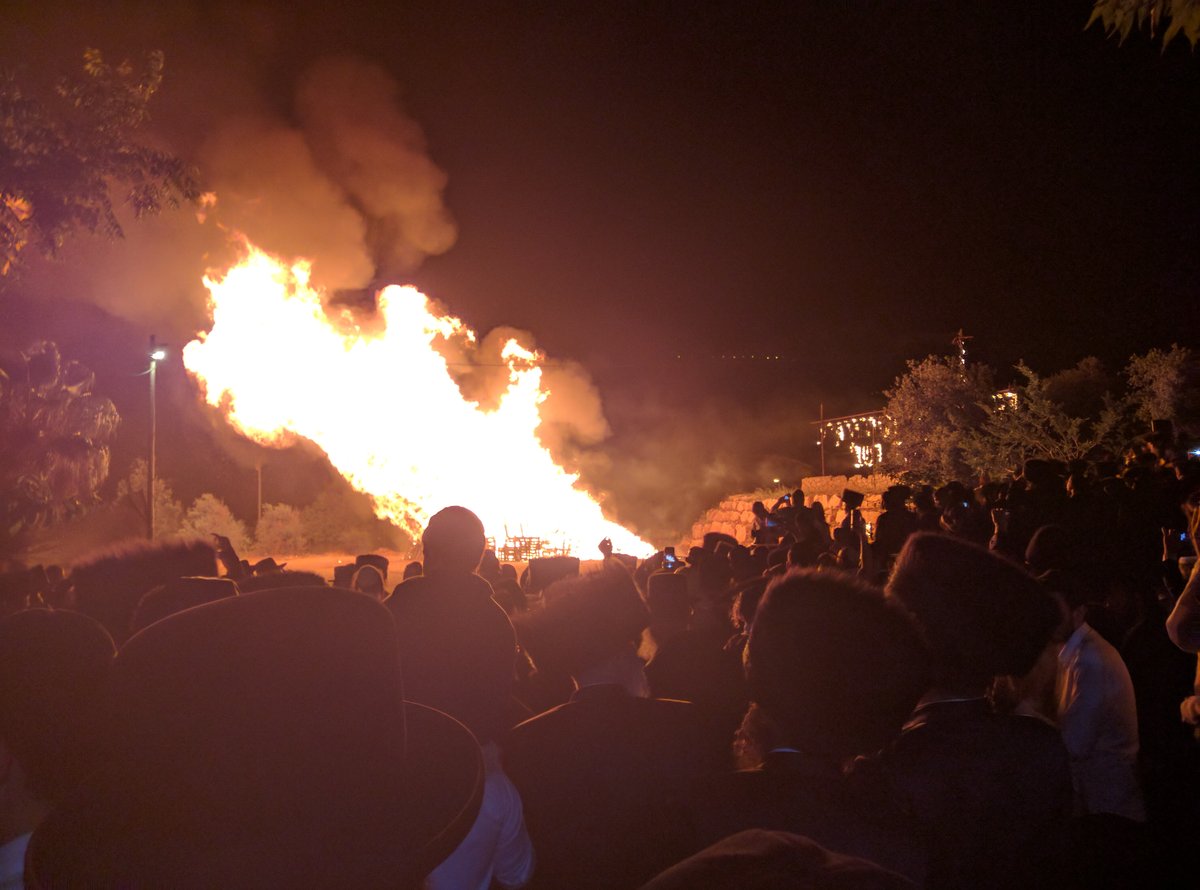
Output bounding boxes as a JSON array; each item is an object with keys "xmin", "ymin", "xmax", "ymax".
[{"xmin": 1, "ymin": 434, "xmax": 1199, "ymax": 888}]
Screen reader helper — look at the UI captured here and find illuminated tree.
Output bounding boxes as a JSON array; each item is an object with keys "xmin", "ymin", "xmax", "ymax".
[
  {"xmin": 255, "ymin": 503, "xmax": 308, "ymax": 555},
  {"xmin": 1125, "ymin": 344, "xmax": 1200, "ymax": 434},
  {"xmin": 0, "ymin": 341, "xmax": 119, "ymax": 555},
  {"xmin": 180, "ymin": 493, "xmax": 251, "ymax": 553},
  {"xmin": 115, "ymin": 458, "xmax": 184, "ymax": 539},
  {"xmin": 881, "ymin": 354, "xmax": 996, "ymax": 484},
  {"xmin": 0, "ymin": 49, "xmax": 199, "ymax": 275},
  {"xmin": 961, "ymin": 363, "xmax": 1130, "ymax": 479}
]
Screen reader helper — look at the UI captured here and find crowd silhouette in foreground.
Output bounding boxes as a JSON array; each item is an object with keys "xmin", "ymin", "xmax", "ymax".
[{"xmin": 1, "ymin": 431, "xmax": 1200, "ymax": 888}]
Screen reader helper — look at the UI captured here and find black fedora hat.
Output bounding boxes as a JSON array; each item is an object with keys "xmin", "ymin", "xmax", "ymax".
[{"xmin": 27, "ymin": 587, "xmax": 483, "ymax": 889}]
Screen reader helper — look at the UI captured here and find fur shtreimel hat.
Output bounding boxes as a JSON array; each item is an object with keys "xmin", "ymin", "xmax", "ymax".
[
  {"xmin": 640, "ymin": 829, "xmax": 917, "ymax": 889},
  {"xmin": 887, "ymin": 533, "xmax": 1059, "ymax": 687},
  {"xmin": 27, "ymin": 587, "xmax": 484, "ymax": 889},
  {"xmin": 517, "ymin": 569, "xmax": 649, "ymax": 677},
  {"xmin": 746, "ymin": 570, "xmax": 928, "ymax": 759}
]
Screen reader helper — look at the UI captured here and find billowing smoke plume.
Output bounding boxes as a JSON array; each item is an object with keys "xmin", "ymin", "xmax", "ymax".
[
  {"xmin": 203, "ymin": 56, "xmax": 457, "ymax": 293},
  {"xmin": 295, "ymin": 57, "xmax": 458, "ymax": 278},
  {"xmin": 17, "ymin": 52, "xmax": 457, "ymax": 337},
  {"xmin": 200, "ymin": 118, "xmax": 376, "ymax": 291}
]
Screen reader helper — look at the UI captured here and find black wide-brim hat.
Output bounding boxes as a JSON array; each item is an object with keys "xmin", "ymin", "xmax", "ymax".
[{"xmin": 27, "ymin": 587, "xmax": 483, "ymax": 889}]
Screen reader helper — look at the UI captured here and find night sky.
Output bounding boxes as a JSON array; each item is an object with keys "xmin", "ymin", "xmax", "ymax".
[{"xmin": 2, "ymin": 1, "xmax": 1198, "ymax": 540}]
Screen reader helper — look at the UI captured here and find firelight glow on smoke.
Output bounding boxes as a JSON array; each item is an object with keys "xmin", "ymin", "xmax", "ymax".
[{"xmin": 182, "ymin": 241, "xmax": 653, "ymax": 557}]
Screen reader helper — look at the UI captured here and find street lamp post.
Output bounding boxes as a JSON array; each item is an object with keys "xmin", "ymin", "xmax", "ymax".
[{"xmin": 148, "ymin": 335, "xmax": 167, "ymax": 540}]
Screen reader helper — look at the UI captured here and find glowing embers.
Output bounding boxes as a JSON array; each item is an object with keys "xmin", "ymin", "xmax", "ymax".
[{"xmin": 183, "ymin": 241, "xmax": 652, "ymax": 556}]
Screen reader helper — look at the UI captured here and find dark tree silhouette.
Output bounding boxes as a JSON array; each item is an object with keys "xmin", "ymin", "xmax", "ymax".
[
  {"xmin": 0, "ymin": 341, "xmax": 119, "ymax": 556},
  {"xmin": 0, "ymin": 48, "xmax": 200, "ymax": 276}
]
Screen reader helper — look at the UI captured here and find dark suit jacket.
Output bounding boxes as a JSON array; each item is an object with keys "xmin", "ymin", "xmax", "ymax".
[
  {"xmin": 859, "ymin": 698, "xmax": 1072, "ymax": 890},
  {"xmin": 694, "ymin": 751, "xmax": 925, "ymax": 883},
  {"xmin": 387, "ymin": 571, "xmax": 517, "ymax": 743},
  {"xmin": 504, "ymin": 684, "xmax": 728, "ymax": 890}
]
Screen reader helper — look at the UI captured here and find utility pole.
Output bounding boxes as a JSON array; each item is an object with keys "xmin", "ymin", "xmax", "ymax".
[
  {"xmin": 147, "ymin": 336, "xmax": 166, "ymax": 539},
  {"xmin": 952, "ymin": 328, "xmax": 973, "ymax": 369},
  {"xmin": 818, "ymin": 402, "xmax": 826, "ymax": 476}
]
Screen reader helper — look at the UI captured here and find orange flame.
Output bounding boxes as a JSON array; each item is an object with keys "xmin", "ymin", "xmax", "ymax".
[{"xmin": 182, "ymin": 241, "xmax": 653, "ymax": 557}]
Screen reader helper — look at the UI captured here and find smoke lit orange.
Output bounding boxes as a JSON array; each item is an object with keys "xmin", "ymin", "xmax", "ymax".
[{"xmin": 182, "ymin": 241, "xmax": 653, "ymax": 557}]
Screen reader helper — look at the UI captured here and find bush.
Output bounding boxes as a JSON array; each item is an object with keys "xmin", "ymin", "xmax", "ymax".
[
  {"xmin": 115, "ymin": 458, "xmax": 183, "ymax": 539},
  {"xmin": 180, "ymin": 493, "xmax": 250, "ymax": 552},
  {"xmin": 255, "ymin": 503, "xmax": 307, "ymax": 555}
]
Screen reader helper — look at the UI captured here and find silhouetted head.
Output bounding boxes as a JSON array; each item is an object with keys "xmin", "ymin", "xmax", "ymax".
[
  {"xmin": 422, "ymin": 507, "xmax": 487, "ymax": 575},
  {"xmin": 1022, "ymin": 459, "xmax": 1061, "ymax": 490},
  {"xmin": 882, "ymin": 485, "xmax": 912, "ymax": 512},
  {"xmin": 354, "ymin": 554, "xmax": 389, "ymax": 580},
  {"xmin": 517, "ymin": 569, "xmax": 649, "ymax": 678},
  {"xmin": 704, "ymin": 531, "xmax": 738, "ymax": 552},
  {"xmin": 478, "ymin": 550, "xmax": 501, "ymax": 582},
  {"xmin": 746, "ymin": 571, "xmax": 928, "ymax": 759},
  {"xmin": 647, "ymin": 571, "xmax": 691, "ymax": 639},
  {"xmin": 130, "ymin": 577, "xmax": 238, "ymax": 636},
  {"xmin": 1025, "ymin": 525, "xmax": 1074, "ymax": 575},
  {"xmin": 887, "ymin": 533, "xmax": 1059, "ymax": 694},
  {"xmin": 350, "ymin": 565, "xmax": 387, "ymax": 601},
  {"xmin": 731, "ymin": 577, "xmax": 769, "ymax": 633},
  {"xmin": 26, "ymin": 589, "xmax": 483, "ymax": 888}
]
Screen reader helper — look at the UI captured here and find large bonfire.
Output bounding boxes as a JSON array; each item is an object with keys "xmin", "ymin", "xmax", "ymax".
[{"xmin": 182, "ymin": 241, "xmax": 653, "ymax": 556}]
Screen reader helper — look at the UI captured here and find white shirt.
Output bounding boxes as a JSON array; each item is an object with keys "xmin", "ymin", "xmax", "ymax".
[
  {"xmin": 0, "ymin": 832, "xmax": 30, "ymax": 890},
  {"xmin": 426, "ymin": 742, "xmax": 535, "ymax": 890},
  {"xmin": 1057, "ymin": 622, "xmax": 1145, "ymax": 822}
]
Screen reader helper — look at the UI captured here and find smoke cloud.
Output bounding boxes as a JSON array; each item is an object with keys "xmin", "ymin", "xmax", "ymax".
[
  {"xmin": 200, "ymin": 117, "xmax": 375, "ymax": 291},
  {"xmin": 14, "ymin": 47, "xmax": 458, "ymax": 338},
  {"xmin": 295, "ymin": 57, "xmax": 458, "ymax": 278}
]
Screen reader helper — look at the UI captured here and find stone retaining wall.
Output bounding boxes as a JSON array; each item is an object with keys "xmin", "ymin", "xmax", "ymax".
[{"xmin": 683, "ymin": 474, "xmax": 900, "ymax": 550}]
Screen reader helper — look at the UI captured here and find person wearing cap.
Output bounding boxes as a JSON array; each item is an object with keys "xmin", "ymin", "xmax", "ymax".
[
  {"xmin": 25, "ymin": 587, "xmax": 484, "ymax": 888},
  {"xmin": 387, "ymin": 506, "xmax": 518, "ymax": 745},
  {"xmin": 0, "ymin": 609, "xmax": 116, "ymax": 889},
  {"xmin": 871, "ymin": 532, "xmax": 1072, "ymax": 889},
  {"xmin": 506, "ymin": 569, "xmax": 728, "ymax": 890},
  {"xmin": 694, "ymin": 570, "xmax": 929, "ymax": 883}
]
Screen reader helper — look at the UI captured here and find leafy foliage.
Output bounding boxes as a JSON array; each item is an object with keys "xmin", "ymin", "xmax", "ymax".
[
  {"xmin": 115, "ymin": 457, "xmax": 184, "ymax": 539},
  {"xmin": 255, "ymin": 503, "xmax": 307, "ymax": 555},
  {"xmin": 1125, "ymin": 344, "xmax": 1200, "ymax": 433},
  {"xmin": 0, "ymin": 49, "xmax": 200, "ymax": 275},
  {"xmin": 0, "ymin": 341, "xmax": 120, "ymax": 554},
  {"xmin": 960, "ymin": 363, "xmax": 1131, "ymax": 478},
  {"xmin": 300, "ymin": 486, "xmax": 410, "ymax": 554},
  {"xmin": 1088, "ymin": 0, "xmax": 1200, "ymax": 47},
  {"xmin": 880, "ymin": 355, "xmax": 996, "ymax": 484},
  {"xmin": 180, "ymin": 493, "xmax": 251, "ymax": 553}
]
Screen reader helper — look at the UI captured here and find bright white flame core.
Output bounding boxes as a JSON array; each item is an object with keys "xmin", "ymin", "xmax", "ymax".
[{"xmin": 182, "ymin": 243, "xmax": 653, "ymax": 557}]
